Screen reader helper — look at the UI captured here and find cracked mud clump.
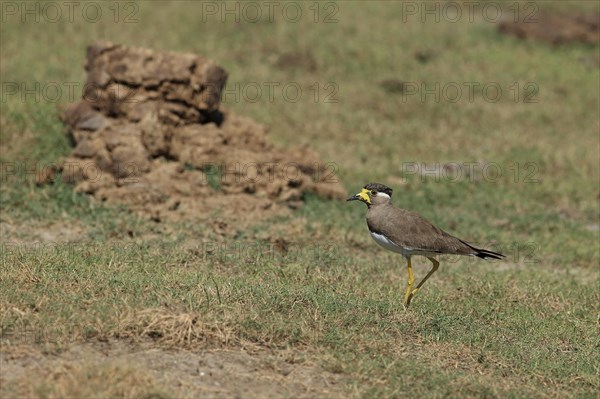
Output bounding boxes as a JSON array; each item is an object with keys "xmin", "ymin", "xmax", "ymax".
[{"xmin": 58, "ymin": 41, "xmax": 345, "ymax": 222}]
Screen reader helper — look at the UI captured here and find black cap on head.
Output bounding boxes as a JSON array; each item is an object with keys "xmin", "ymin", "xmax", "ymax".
[{"xmin": 363, "ymin": 183, "xmax": 393, "ymax": 197}]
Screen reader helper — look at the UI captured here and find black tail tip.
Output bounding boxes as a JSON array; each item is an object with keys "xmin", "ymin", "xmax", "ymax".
[{"xmin": 475, "ymin": 249, "xmax": 505, "ymax": 260}]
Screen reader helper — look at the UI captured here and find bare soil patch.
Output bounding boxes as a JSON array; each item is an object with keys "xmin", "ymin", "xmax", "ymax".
[
  {"xmin": 0, "ymin": 220, "xmax": 88, "ymax": 244},
  {"xmin": 275, "ymin": 51, "xmax": 318, "ymax": 72},
  {"xmin": 1, "ymin": 341, "xmax": 346, "ymax": 398},
  {"xmin": 498, "ymin": 12, "xmax": 599, "ymax": 45}
]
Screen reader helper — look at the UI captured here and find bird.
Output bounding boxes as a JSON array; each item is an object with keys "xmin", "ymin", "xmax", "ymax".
[{"xmin": 347, "ymin": 182, "xmax": 504, "ymax": 307}]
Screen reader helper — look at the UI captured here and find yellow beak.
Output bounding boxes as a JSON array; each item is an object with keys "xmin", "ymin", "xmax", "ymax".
[{"xmin": 346, "ymin": 188, "xmax": 371, "ymax": 204}]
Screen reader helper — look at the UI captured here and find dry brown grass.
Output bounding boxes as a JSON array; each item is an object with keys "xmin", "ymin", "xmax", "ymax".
[
  {"xmin": 118, "ymin": 308, "xmax": 246, "ymax": 350},
  {"xmin": 7, "ymin": 361, "xmax": 170, "ymax": 399}
]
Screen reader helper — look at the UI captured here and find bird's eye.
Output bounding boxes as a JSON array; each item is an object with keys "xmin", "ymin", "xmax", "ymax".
[{"xmin": 370, "ymin": 190, "xmax": 377, "ymax": 195}]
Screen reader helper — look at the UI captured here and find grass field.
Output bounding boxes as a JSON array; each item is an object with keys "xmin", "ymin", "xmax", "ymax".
[{"xmin": 1, "ymin": 1, "xmax": 599, "ymax": 398}]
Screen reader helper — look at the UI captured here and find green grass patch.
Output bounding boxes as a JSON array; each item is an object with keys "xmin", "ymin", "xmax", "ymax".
[{"xmin": 1, "ymin": 1, "xmax": 599, "ymax": 397}]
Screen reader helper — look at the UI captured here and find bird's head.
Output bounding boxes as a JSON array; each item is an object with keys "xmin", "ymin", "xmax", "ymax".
[{"xmin": 346, "ymin": 183, "xmax": 393, "ymax": 208}]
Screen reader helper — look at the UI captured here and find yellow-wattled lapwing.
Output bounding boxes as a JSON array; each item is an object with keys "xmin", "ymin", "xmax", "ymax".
[{"xmin": 347, "ymin": 183, "xmax": 504, "ymax": 306}]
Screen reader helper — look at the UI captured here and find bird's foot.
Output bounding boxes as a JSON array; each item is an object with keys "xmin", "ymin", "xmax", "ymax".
[{"xmin": 404, "ymin": 288, "xmax": 420, "ymax": 307}]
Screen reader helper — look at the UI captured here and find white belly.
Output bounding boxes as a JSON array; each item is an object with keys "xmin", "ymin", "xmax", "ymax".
[
  {"xmin": 369, "ymin": 231, "xmax": 437, "ymax": 258},
  {"xmin": 370, "ymin": 231, "xmax": 409, "ymax": 255}
]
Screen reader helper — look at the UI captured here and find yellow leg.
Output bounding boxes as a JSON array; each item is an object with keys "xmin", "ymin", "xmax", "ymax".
[
  {"xmin": 409, "ymin": 257, "xmax": 440, "ymax": 301},
  {"xmin": 403, "ymin": 257, "xmax": 415, "ymax": 306}
]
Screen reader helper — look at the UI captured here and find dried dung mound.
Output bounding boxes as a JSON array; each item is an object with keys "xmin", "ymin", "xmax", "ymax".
[
  {"xmin": 498, "ymin": 12, "xmax": 599, "ymax": 45},
  {"xmin": 59, "ymin": 41, "xmax": 345, "ymax": 223}
]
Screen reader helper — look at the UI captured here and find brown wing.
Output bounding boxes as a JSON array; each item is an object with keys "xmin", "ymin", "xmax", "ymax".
[{"xmin": 367, "ymin": 207, "xmax": 475, "ymax": 255}]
